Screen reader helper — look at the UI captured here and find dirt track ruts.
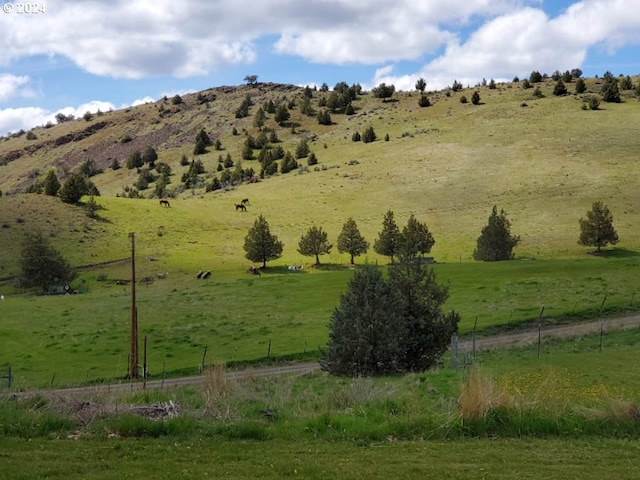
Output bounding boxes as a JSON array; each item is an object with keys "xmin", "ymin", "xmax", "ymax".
[{"xmin": 9, "ymin": 313, "xmax": 640, "ymax": 398}]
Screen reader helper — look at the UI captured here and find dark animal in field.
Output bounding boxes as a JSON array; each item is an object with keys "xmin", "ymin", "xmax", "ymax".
[
  {"xmin": 159, "ymin": 199, "xmax": 171, "ymax": 207},
  {"xmin": 288, "ymin": 265, "xmax": 303, "ymax": 271},
  {"xmin": 235, "ymin": 203, "xmax": 247, "ymax": 211},
  {"xmin": 196, "ymin": 270, "xmax": 203, "ymax": 279},
  {"xmin": 202, "ymin": 271, "xmax": 211, "ymax": 279},
  {"xmin": 241, "ymin": 198, "xmax": 249, "ymax": 205},
  {"xmin": 247, "ymin": 265, "xmax": 261, "ymax": 275}
]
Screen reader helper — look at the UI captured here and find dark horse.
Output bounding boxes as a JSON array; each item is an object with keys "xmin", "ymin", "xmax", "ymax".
[
  {"xmin": 241, "ymin": 198, "xmax": 249, "ymax": 205},
  {"xmin": 235, "ymin": 203, "xmax": 247, "ymax": 211},
  {"xmin": 159, "ymin": 199, "xmax": 171, "ymax": 207}
]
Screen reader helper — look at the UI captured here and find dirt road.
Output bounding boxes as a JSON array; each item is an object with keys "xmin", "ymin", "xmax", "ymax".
[{"xmin": 9, "ymin": 313, "xmax": 640, "ymax": 398}]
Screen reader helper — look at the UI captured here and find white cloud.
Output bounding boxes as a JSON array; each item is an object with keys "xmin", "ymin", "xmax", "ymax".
[
  {"xmin": 372, "ymin": 0, "xmax": 640, "ymax": 91},
  {"xmin": 0, "ymin": 0, "xmax": 533, "ymax": 78},
  {"xmin": 0, "ymin": 106, "xmax": 50, "ymax": 134},
  {"xmin": 0, "ymin": 74, "xmax": 33, "ymax": 102}
]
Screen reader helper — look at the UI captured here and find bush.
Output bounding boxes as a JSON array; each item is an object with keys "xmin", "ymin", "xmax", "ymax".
[
  {"xmin": 418, "ymin": 95, "xmax": 431, "ymax": 107},
  {"xmin": 362, "ymin": 126, "xmax": 376, "ymax": 143}
]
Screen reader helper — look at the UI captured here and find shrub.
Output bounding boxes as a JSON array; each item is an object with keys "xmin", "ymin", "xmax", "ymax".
[{"xmin": 362, "ymin": 126, "xmax": 376, "ymax": 143}]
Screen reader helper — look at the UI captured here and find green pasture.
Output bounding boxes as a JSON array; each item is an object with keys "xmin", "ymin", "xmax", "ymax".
[
  {"xmin": 1, "ymin": 437, "xmax": 639, "ymax": 480},
  {"xmin": 2, "ymin": 251, "xmax": 640, "ymax": 388}
]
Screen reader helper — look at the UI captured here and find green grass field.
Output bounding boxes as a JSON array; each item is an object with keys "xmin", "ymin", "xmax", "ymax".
[{"xmin": 3, "ymin": 328, "xmax": 640, "ymax": 479}]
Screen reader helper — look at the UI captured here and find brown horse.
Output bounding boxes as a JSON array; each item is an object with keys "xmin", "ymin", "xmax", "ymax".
[
  {"xmin": 241, "ymin": 198, "xmax": 249, "ymax": 205},
  {"xmin": 235, "ymin": 203, "xmax": 247, "ymax": 211},
  {"xmin": 159, "ymin": 199, "xmax": 171, "ymax": 207}
]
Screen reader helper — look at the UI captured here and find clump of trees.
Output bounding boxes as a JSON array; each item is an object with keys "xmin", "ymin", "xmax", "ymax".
[
  {"xmin": 320, "ymin": 257, "xmax": 460, "ymax": 376},
  {"xmin": 373, "ymin": 211, "xmax": 435, "ymax": 263},
  {"xmin": 473, "ymin": 206, "xmax": 520, "ymax": 261},
  {"xmin": 578, "ymin": 201, "xmax": 619, "ymax": 252},
  {"xmin": 371, "ymin": 83, "xmax": 395, "ymax": 102}
]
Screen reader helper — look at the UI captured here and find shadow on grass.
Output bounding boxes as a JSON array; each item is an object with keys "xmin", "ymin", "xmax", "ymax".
[{"xmin": 586, "ymin": 248, "xmax": 639, "ymax": 259}]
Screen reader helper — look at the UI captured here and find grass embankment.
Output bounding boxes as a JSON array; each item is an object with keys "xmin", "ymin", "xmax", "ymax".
[{"xmin": 2, "ymin": 328, "xmax": 640, "ymax": 478}]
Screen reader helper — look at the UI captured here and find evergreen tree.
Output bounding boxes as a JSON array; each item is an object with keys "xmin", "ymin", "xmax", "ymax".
[
  {"xmin": 243, "ymin": 215, "xmax": 283, "ymax": 268},
  {"xmin": 529, "ymin": 70, "xmax": 543, "ymax": 83},
  {"xmin": 473, "ymin": 206, "xmax": 521, "ymax": 261},
  {"xmin": 307, "ymin": 152, "xmax": 318, "ymax": 166},
  {"xmin": 399, "ymin": 215, "xmax": 435, "ymax": 258},
  {"xmin": 193, "ymin": 138, "xmax": 206, "ymax": 155},
  {"xmin": 418, "ymin": 95, "xmax": 431, "ymax": 107},
  {"xmin": 317, "ymin": 109, "xmax": 332, "ymax": 125},
  {"xmin": 578, "ymin": 201, "xmax": 619, "ymax": 252},
  {"xmin": 601, "ymin": 78, "xmax": 621, "ymax": 103},
  {"xmin": 298, "ymin": 225, "xmax": 333, "ymax": 265},
  {"xmin": 362, "ymin": 126, "xmax": 376, "ymax": 143},
  {"xmin": 274, "ymin": 104, "xmax": 290, "ymax": 126},
  {"xmin": 373, "ymin": 210, "xmax": 401, "ymax": 263},
  {"xmin": 337, "ymin": 218, "xmax": 369, "ymax": 264},
  {"xmin": 415, "ymin": 78, "xmax": 427, "ymax": 93},
  {"xmin": 575, "ymin": 78, "xmax": 586, "ymax": 94},
  {"xmin": 372, "ymin": 83, "xmax": 395, "ymax": 102},
  {"xmin": 253, "ymin": 107, "xmax": 267, "ymax": 130},
  {"xmin": 553, "ymin": 79, "xmax": 567, "ymax": 96},
  {"xmin": 280, "ymin": 151, "xmax": 298, "ymax": 174},
  {"xmin": 142, "ymin": 146, "xmax": 158, "ymax": 166},
  {"xmin": 295, "ymin": 139, "xmax": 310, "ymax": 159},
  {"xmin": 320, "ymin": 258, "xmax": 460, "ymax": 377},
  {"xmin": 18, "ymin": 230, "xmax": 77, "ymax": 294},
  {"xmin": 126, "ymin": 151, "xmax": 143, "ymax": 169},
  {"xmin": 320, "ymin": 265, "xmax": 402, "ymax": 376},
  {"xmin": 59, "ymin": 173, "xmax": 89, "ymax": 204},
  {"xmin": 43, "ymin": 170, "xmax": 61, "ymax": 196},
  {"xmin": 387, "ymin": 258, "xmax": 460, "ymax": 372},
  {"xmin": 471, "ymin": 91, "xmax": 481, "ymax": 105}
]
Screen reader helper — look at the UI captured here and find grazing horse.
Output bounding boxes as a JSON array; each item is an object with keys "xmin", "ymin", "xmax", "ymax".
[
  {"xmin": 241, "ymin": 198, "xmax": 249, "ymax": 205},
  {"xmin": 159, "ymin": 199, "xmax": 171, "ymax": 207},
  {"xmin": 235, "ymin": 203, "xmax": 247, "ymax": 211}
]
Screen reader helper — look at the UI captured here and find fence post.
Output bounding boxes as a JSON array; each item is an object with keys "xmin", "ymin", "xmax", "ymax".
[
  {"xmin": 201, "ymin": 345, "xmax": 208, "ymax": 373},
  {"xmin": 450, "ymin": 334, "xmax": 458, "ymax": 370}
]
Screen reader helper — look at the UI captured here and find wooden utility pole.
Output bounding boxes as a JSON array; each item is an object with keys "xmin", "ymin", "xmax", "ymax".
[{"xmin": 129, "ymin": 232, "xmax": 138, "ymax": 379}]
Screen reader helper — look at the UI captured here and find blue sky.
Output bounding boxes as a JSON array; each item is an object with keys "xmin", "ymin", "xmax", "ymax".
[{"xmin": 0, "ymin": 0, "xmax": 639, "ymax": 136}]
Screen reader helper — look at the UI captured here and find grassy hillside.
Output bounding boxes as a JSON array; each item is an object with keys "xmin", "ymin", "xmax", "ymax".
[{"xmin": 1, "ymin": 77, "xmax": 640, "ymax": 386}]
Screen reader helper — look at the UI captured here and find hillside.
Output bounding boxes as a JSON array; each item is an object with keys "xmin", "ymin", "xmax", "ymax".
[{"xmin": 1, "ymin": 76, "xmax": 640, "ymax": 276}]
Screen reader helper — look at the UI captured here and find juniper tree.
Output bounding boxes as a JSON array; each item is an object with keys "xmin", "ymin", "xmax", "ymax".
[
  {"xmin": 320, "ymin": 265, "xmax": 403, "ymax": 376},
  {"xmin": 320, "ymin": 258, "xmax": 460, "ymax": 376},
  {"xmin": 59, "ymin": 173, "xmax": 90, "ymax": 204},
  {"xmin": 473, "ymin": 206, "xmax": 520, "ymax": 261},
  {"xmin": 18, "ymin": 231, "xmax": 77, "ymax": 294},
  {"xmin": 578, "ymin": 201, "xmax": 619, "ymax": 252},
  {"xmin": 399, "ymin": 215, "xmax": 435, "ymax": 259},
  {"xmin": 243, "ymin": 215, "xmax": 283, "ymax": 268},
  {"xmin": 298, "ymin": 226, "xmax": 333, "ymax": 265},
  {"xmin": 43, "ymin": 170, "xmax": 61, "ymax": 196},
  {"xmin": 337, "ymin": 218, "xmax": 369, "ymax": 264},
  {"xmin": 373, "ymin": 210, "xmax": 401, "ymax": 263},
  {"xmin": 387, "ymin": 257, "xmax": 460, "ymax": 373}
]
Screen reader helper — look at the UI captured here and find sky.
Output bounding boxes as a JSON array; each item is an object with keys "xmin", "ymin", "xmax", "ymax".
[{"xmin": 0, "ymin": 0, "xmax": 639, "ymax": 136}]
